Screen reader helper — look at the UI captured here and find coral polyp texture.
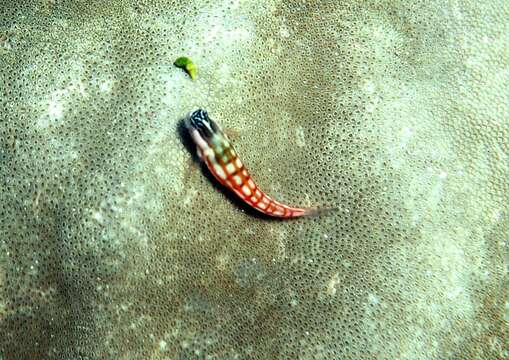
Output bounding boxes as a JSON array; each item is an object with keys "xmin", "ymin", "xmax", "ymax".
[{"xmin": 0, "ymin": 0, "xmax": 508, "ymax": 359}]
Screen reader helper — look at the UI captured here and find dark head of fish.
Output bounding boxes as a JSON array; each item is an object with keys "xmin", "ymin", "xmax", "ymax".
[
  {"xmin": 187, "ymin": 108, "xmax": 218, "ymax": 140},
  {"xmin": 189, "ymin": 109, "xmax": 209, "ymax": 129}
]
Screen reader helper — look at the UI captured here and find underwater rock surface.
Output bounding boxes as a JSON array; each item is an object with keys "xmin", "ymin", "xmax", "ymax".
[{"xmin": 0, "ymin": 0, "xmax": 508, "ymax": 359}]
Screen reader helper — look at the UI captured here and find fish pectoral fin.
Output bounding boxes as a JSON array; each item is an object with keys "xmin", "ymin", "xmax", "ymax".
[{"xmin": 196, "ymin": 148, "xmax": 204, "ymax": 161}]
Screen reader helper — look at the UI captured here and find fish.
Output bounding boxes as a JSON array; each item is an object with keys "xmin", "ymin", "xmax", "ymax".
[{"xmin": 185, "ymin": 109, "xmax": 335, "ymax": 218}]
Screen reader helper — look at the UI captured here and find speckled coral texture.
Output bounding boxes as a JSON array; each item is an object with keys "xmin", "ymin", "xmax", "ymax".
[{"xmin": 0, "ymin": 0, "xmax": 508, "ymax": 359}]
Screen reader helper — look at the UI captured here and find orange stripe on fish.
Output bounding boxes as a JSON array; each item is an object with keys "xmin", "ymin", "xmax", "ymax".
[{"xmin": 185, "ymin": 109, "xmax": 335, "ymax": 218}]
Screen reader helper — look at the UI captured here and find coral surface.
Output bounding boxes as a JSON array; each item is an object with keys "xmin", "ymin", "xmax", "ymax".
[{"xmin": 0, "ymin": 0, "xmax": 508, "ymax": 359}]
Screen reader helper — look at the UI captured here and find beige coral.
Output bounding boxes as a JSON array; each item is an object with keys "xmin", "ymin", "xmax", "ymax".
[{"xmin": 0, "ymin": 0, "xmax": 507, "ymax": 359}]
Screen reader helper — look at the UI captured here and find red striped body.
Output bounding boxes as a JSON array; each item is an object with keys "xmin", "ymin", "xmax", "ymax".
[
  {"xmin": 186, "ymin": 109, "xmax": 328, "ymax": 218},
  {"xmin": 200, "ymin": 142, "xmax": 313, "ymax": 218}
]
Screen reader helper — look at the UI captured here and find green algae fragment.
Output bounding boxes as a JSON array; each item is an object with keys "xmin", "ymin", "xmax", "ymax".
[{"xmin": 174, "ymin": 56, "xmax": 197, "ymax": 80}]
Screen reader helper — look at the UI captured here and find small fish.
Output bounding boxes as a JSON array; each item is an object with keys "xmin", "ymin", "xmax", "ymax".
[{"xmin": 185, "ymin": 109, "xmax": 335, "ymax": 218}]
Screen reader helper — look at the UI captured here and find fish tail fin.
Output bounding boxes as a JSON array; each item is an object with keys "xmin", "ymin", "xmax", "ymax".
[{"xmin": 303, "ymin": 206, "xmax": 338, "ymax": 217}]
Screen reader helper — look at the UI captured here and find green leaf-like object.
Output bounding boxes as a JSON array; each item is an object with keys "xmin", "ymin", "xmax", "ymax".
[{"xmin": 174, "ymin": 56, "xmax": 197, "ymax": 80}]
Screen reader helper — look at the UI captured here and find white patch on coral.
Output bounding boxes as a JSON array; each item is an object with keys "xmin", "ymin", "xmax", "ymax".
[
  {"xmin": 37, "ymin": 81, "xmax": 88, "ymax": 128},
  {"xmin": 92, "ymin": 211, "xmax": 104, "ymax": 224},
  {"xmin": 295, "ymin": 126, "xmax": 306, "ymax": 147},
  {"xmin": 490, "ymin": 209, "xmax": 501, "ymax": 223},
  {"xmin": 48, "ymin": 99, "xmax": 64, "ymax": 119},
  {"xmin": 99, "ymin": 80, "xmax": 112, "ymax": 93},
  {"xmin": 203, "ymin": 18, "xmax": 252, "ymax": 46},
  {"xmin": 159, "ymin": 340, "xmax": 167, "ymax": 351},
  {"xmin": 326, "ymin": 272, "xmax": 341, "ymax": 296},
  {"xmin": 363, "ymin": 79, "xmax": 376, "ymax": 94},
  {"xmin": 279, "ymin": 24, "xmax": 290, "ymax": 38},
  {"xmin": 183, "ymin": 188, "xmax": 198, "ymax": 206},
  {"xmin": 438, "ymin": 171, "xmax": 448, "ymax": 179},
  {"xmin": 367, "ymin": 293, "xmax": 380, "ymax": 305}
]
